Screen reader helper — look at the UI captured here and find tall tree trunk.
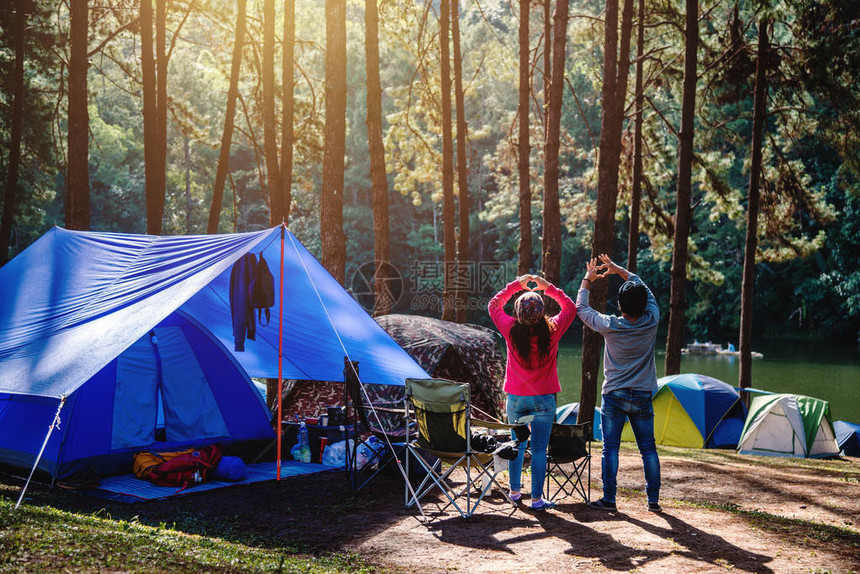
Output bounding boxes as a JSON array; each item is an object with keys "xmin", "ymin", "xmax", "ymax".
[
  {"xmin": 664, "ymin": 0, "xmax": 699, "ymax": 376},
  {"xmin": 517, "ymin": 0, "xmax": 533, "ymax": 275},
  {"xmin": 320, "ymin": 0, "xmax": 347, "ymax": 284},
  {"xmin": 152, "ymin": 0, "xmax": 167, "ymax": 235},
  {"xmin": 543, "ymin": 0, "xmax": 551, "ymax": 108},
  {"xmin": 440, "ymin": 0, "xmax": 456, "ymax": 321},
  {"xmin": 207, "ymin": 0, "xmax": 246, "ymax": 234},
  {"xmin": 541, "ymin": 0, "xmax": 570, "ymax": 285},
  {"xmin": 141, "ymin": 0, "xmax": 158, "ymax": 233},
  {"xmin": 0, "ymin": 1, "xmax": 26, "ymax": 264},
  {"xmin": 263, "ymin": 0, "xmax": 283, "ymax": 224},
  {"xmin": 739, "ymin": 18, "xmax": 769, "ymax": 397},
  {"xmin": 281, "ymin": 0, "xmax": 295, "ymax": 224},
  {"xmin": 66, "ymin": 0, "xmax": 90, "ymax": 230},
  {"xmin": 365, "ymin": 0, "xmax": 391, "ymax": 316},
  {"xmin": 627, "ymin": 0, "xmax": 645, "ymax": 273},
  {"xmin": 184, "ymin": 136, "xmax": 192, "ymax": 233},
  {"xmin": 452, "ymin": 0, "xmax": 469, "ymax": 323},
  {"xmin": 579, "ymin": 0, "xmax": 635, "ymax": 430}
]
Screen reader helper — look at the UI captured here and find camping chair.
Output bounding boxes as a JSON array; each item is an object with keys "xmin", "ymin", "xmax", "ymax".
[
  {"xmin": 404, "ymin": 377, "xmax": 518, "ymax": 519},
  {"xmin": 544, "ymin": 422, "xmax": 591, "ymax": 503},
  {"xmin": 343, "ymin": 359, "xmax": 411, "ymax": 490}
]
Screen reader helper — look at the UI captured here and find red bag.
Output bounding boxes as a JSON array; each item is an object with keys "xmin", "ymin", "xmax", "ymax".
[{"xmin": 146, "ymin": 445, "xmax": 222, "ymax": 489}]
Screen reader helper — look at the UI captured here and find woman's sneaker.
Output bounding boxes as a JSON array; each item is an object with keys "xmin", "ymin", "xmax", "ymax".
[
  {"xmin": 588, "ymin": 498, "xmax": 617, "ymax": 511},
  {"xmin": 527, "ymin": 498, "xmax": 556, "ymax": 511}
]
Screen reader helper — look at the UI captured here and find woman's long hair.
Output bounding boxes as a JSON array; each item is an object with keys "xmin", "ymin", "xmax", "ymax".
[{"xmin": 510, "ymin": 317, "xmax": 552, "ymax": 363}]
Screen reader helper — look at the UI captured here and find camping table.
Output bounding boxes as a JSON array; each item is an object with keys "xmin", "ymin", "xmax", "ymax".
[{"xmin": 281, "ymin": 421, "xmax": 355, "ymax": 464}]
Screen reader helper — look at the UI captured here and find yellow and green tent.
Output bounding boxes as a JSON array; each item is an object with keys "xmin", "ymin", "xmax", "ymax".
[{"xmin": 620, "ymin": 373, "xmax": 747, "ymax": 448}]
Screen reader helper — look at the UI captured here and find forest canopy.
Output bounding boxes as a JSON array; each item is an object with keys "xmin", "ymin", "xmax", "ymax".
[{"xmin": 1, "ymin": 0, "xmax": 859, "ymax": 346}]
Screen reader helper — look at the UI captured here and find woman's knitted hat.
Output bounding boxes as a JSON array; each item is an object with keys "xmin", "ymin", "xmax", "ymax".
[{"xmin": 514, "ymin": 291, "xmax": 545, "ymax": 325}]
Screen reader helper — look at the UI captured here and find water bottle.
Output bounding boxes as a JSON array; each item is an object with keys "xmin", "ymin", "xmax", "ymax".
[{"xmin": 295, "ymin": 421, "xmax": 311, "ymax": 463}]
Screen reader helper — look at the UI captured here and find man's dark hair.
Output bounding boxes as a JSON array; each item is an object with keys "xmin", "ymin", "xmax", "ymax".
[{"xmin": 618, "ymin": 281, "xmax": 647, "ymax": 317}]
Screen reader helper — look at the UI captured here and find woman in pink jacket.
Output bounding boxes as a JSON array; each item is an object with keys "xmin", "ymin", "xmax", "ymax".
[{"xmin": 488, "ymin": 274, "xmax": 576, "ymax": 510}]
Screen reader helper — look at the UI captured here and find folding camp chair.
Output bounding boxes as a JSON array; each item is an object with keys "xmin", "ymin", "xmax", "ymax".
[
  {"xmin": 544, "ymin": 422, "xmax": 591, "ymax": 503},
  {"xmin": 404, "ymin": 377, "xmax": 518, "ymax": 519}
]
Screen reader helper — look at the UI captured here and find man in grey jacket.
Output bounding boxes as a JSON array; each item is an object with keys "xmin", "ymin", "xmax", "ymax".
[{"xmin": 577, "ymin": 254, "xmax": 662, "ymax": 512}]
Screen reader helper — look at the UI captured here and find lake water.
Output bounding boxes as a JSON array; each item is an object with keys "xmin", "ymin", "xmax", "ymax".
[{"xmin": 555, "ymin": 334, "xmax": 860, "ymax": 423}]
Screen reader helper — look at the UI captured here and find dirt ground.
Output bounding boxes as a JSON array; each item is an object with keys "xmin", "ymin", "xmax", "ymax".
[{"xmin": 18, "ymin": 445, "xmax": 860, "ymax": 573}]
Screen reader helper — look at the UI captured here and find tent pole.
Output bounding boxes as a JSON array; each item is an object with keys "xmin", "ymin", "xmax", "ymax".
[
  {"xmin": 16, "ymin": 397, "xmax": 66, "ymax": 510},
  {"xmin": 277, "ymin": 224, "xmax": 285, "ymax": 480}
]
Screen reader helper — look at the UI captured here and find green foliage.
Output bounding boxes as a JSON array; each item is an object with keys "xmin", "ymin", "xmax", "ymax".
[{"xmin": 1, "ymin": 0, "xmax": 859, "ymax": 338}]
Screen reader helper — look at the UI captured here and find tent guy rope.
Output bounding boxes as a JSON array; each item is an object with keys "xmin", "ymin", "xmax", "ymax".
[
  {"xmin": 15, "ymin": 397, "xmax": 66, "ymax": 510},
  {"xmin": 286, "ymin": 232, "xmax": 427, "ymax": 519}
]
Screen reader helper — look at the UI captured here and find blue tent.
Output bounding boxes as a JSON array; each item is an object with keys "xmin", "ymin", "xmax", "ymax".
[
  {"xmin": 834, "ymin": 420, "xmax": 860, "ymax": 457},
  {"xmin": 556, "ymin": 402, "xmax": 603, "ymax": 441},
  {"xmin": 0, "ymin": 226, "xmax": 427, "ymax": 479}
]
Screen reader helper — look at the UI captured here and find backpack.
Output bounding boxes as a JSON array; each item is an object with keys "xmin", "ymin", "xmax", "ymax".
[
  {"xmin": 249, "ymin": 253, "xmax": 275, "ymax": 326},
  {"xmin": 134, "ymin": 445, "xmax": 222, "ymax": 490}
]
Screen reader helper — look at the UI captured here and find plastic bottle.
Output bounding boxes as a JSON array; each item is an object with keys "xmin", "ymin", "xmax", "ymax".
[{"xmin": 291, "ymin": 421, "xmax": 312, "ymax": 463}]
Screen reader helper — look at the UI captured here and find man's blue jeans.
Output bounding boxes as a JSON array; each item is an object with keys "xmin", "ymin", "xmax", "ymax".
[
  {"xmin": 600, "ymin": 388, "xmax": 660, "ymax": 505},
  {"xmin": 506, "ymin": 393, "xmax": 556, "ymax": 500}
]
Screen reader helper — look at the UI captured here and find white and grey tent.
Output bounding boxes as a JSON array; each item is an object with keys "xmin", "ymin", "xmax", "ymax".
[{"xmin": 737, "ymin": 393, "xmax": 839, "ymax": 459}]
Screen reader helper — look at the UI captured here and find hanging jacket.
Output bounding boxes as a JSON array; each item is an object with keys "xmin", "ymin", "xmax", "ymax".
[{"xmin": 229, "ymin": 253, "xmax": 258, "ymax": 351}]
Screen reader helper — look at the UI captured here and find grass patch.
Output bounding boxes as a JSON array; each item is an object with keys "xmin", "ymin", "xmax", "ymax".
[
  {"xmin": 677, "ymin": 499, "xmax": 860, "ymax": 549},
  {"xmin": 0, "ymin": 496, "xmax": 384, "ymax": 573}
]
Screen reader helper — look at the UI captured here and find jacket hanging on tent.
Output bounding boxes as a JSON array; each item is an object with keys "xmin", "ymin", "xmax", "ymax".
[{"xmin": 229, "ymin": 253, "xmax": 258, "ymax": 351}]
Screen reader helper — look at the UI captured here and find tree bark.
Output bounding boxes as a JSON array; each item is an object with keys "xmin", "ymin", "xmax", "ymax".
[
  {"xmin": 365, "ymin": 0, "xmax": 391, "ymax": 316},
  {"xmin": 440, "ymin": 0, "xmax": 456, "ymax": 321},
  {"xmin": 281, "ymin": 0, "xmax": 296, "ymax": 224},
  {"xmin": 517, "ymin": 0, "xmax": 533, "ymax": 276},
  {"xmin": 0, "ymin": 1, "xmax": 26, "ymax": 264},
  {"xmin": 184, "ymin": 136, "xmax": 192, "ymax": 233},
  {"xmin": 541, "ymin": 0, "xmax": 570, "ymax": 285},
  {"xmin": 320, "ymin": 0, "xmax": 347, "ymax": 284},
  {"xmin": 579, "ymin": 0, "xmax": 634, "ymax": 431},
  {"xmin": 263, "ymin": 0, "xmax": 283, "ymax": 224},
  {"xmin": 452, "ymin": 0, "xmax": 469, "ymax": 323},
  {"xmin": 66, "ymin": 0, "xmax": 90, "ymax": 231},
  {"xmin": 141, "ymin": 0, "xmax": 158, "ymax": 233},
  {"xmin": 664, "ymin": 0, "xmax": 699, "ymax": 376},
  {"xmin": 207, "ymin": 0, "xmax": 246, "ymax": 234},
  {"xmin": 627, "ymin": 0, "xmax": 645, "ymax": 273},
  {"xmin": 739, "ymin": 18, "xmax": 769, "ymax": 397},
  {"xmin": 152, "ymin": 0, "xmax": 167, "ymax": 235},
  {"xmin": 544, "ymin": 0, "xmax": 551, "ymax": 108}
]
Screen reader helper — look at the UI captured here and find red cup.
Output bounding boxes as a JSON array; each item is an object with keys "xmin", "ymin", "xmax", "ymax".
[{"xmin": 319, "ymin": 437, "xmax": 329, "ymax": 463}]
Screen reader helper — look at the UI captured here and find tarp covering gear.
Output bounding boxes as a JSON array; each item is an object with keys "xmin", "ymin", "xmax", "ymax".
[
  {"xmin": 618, "ymin": 373, "xmax": 748, "ymax": 448},
  {"xmin": 834, "ymin": 420, "xmax": 860, "ymax": 457},
  {"xmin": 375, "ymin": 314, "xmax": 506, "ymax": 421},
  {"xmin": 0, "ymin": 226, "xmax": 427, "ymax": 481},
  {"xmin": 738, "ymin": 393, "xmax": 839, "ymax": 458}
]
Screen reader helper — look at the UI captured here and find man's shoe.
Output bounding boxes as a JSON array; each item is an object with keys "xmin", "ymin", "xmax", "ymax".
[
  {"xmin": 588, "ymin": 498, "xmax": 617, "ymax": 511},
  {"xmin": 648, "ymin": 502, "xmax": 663, "ymax": 513}
]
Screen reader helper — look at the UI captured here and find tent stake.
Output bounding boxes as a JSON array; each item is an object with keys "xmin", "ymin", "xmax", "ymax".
[{"xmin": 16, "ymin": 397, "xmax": 66, "ymax": 510}]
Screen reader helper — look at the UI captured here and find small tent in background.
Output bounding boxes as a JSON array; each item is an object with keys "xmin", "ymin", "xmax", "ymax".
[
  {"xmin": 556, "ymin": 402, "xmax": 603, "ymax": 441},
  {"xmin": 620, "ymin": 374, "xmax": 747, "ymax": 448},
  {"xmin": 375, "ymin": 314, "xmax": 506, "ymax": 421},
  {"xmin": 738, "ymin": 394, "xmax": 839, "ymax": 458},
  {"xmin": 0, "ymin": 226, "xmax": 427, "ymax": 481},
  {"xmin": 833, "ymin": 420, "xmax": 860, "ymax": 457}
]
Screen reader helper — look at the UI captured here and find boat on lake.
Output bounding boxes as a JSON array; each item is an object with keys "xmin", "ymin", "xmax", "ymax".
[{"xmin": 682, "ymin": 341, "xmax": 763, "ymax": 359}]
